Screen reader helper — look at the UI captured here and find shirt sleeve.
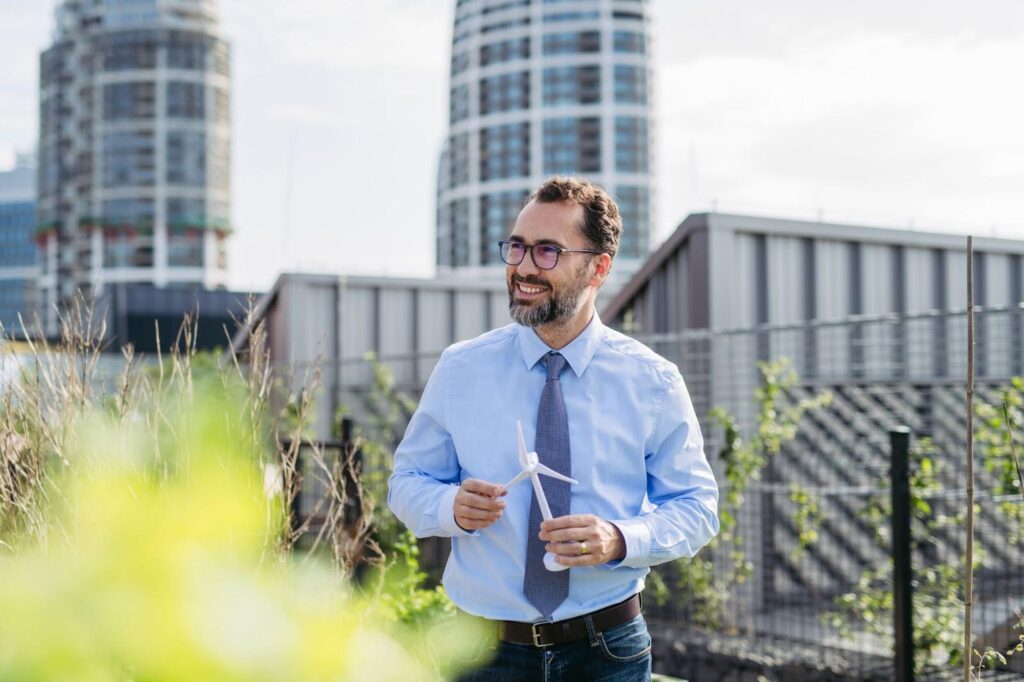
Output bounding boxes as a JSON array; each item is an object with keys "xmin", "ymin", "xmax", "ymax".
[
  {"xmin": 387, "ymin": 350, "xmax": 475, "ymax": 539},
  {"xmin": 610, "ymin": 367, "xmax": 720, "ymax": 568}
]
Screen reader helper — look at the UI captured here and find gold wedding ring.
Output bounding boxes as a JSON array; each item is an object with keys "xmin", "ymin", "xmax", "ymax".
[{"xmin": 580, "ymin": 541, "xmax": 589, "ymax": 556}]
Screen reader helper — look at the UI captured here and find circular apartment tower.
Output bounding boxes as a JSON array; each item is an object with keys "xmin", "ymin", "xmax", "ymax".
[
  {"xmin": 436, "ymin": 0, "xmax": 653, "ymax": 272},
  {"xmin": 37, "ymin": 0, "xmax": 230, "ymax": 333}
]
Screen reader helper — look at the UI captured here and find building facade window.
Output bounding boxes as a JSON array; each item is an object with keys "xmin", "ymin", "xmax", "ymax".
[
  {"xmin": 451, "ymin": 51, "xmax": 470, "ymax": 76},
  {"xmin": 167, "ymin": 232, "xmax": 204, "ymax": 267},
  {"xmin": 612, "ymin": 10, "xmax": 644, "ymax": 21},
  {"xmin": 101, "ymin": 30, "xmax": 158, "ymax": 70},
  {"xmin": 481, "ymin": 0, "xmax": 531, "ymax": 14},
  {"xmin": 166, "ymin": 31, "xmax": 209, "ymax": 70},
  {"xmin": 167, "ymin": 81, "xmax": 205, "ymax": 118},
  {"xmin": 103, "ymin": 82, "xmax": 156, "ymax": 120},
  {"xmin": 479, "ymin": 71, "xmax": 530, "ymax": 115},
  {"xmin": 542, "ymin": 30, "xmax": 600, "ymax": 55},
  {"xmin": 450, "ymin": 83, "xmax": 470, "ymax": 124},
  {"xmin": 0, "ymin": 280, "xmax": 33, "ymax": 331},
  {"xmin": 480, "ymin": 190, "xmax": 529, "ymax": 264},
  {"xmin": 612, "ymin": 30, "xmax": 645, "ymax": 53},
  {"xmin": 166, "ymin": 130, "xmax": 206, "ymax": 186},
  {"xmin": 542, "ymin": 65, "xmax": 600, "ymax": 106},
  {"xmin": 614, "ymin": 116, "xmax": 648, "ymax": 173},
  {"xmin": 543, "ymin": 117, "xmax": 600, "ymax": 174},
  {"xmin": 449, "ymin": 133, "xmax": 470, "ymax": 188},
  {"xmin": 613, "ymin": 64, "xmax": 647, "ymax": 104},
  {"xmin": 0, "ymin": 202, "xmax": 38, "ymax": 268},
  {"xmin": 102, "ymin": 131, "xmax": 156, "ymax": 188},
  {"xmin": 481, "ymin": 17, "xmax": 530, "ymax": 34},
  {"xmin": 615, "ymin": 185, "xmax": 649, "ymax": 259},
  {"xmin": 480, "ymin": 37, "xmax": 530, "ymax": 66},
  {"xmin": 451, "ymin": 198, "xmax": 470, "ymax": 266},
  {"xmin": 543, "ymin": 10, "xmax": 599, "ymax": 22},
  {"xmin": 167, "ymin": 196, "xmax": 206, "ymax": 230},
  {"xmin": 480, "ymin": 123, "xmax": 530, "ymax": 181},
  {"xmin": 102, "ymin": 233, "xmax": 153, "ymax": 268},
  {"xmin": 102, "ymin": 197, "xmax": 155, "ymax": 229}
]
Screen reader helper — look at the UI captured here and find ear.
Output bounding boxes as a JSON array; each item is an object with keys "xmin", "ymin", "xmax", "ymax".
[{"xmin": 588, "ymin": 253, "xmax": 612, "ymax": 288}]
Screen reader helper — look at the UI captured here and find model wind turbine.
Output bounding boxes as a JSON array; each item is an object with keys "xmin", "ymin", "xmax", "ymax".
[{"xmin": 504, "ymin": 420, "xmax": 578, "ymax": 572}]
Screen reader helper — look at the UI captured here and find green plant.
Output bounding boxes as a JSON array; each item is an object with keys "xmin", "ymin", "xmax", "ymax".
[
  {"xmin": 0, "ymin": 298, "xmax": 488, "ymax": 678},
  {"xmin": 788, "ymin": 483, "xmax": 823, "ymax": 561},
  {"xmin": 830, "ymin": 438, "xmax": 974, "ymax": 672},
  {"xmin": 334, "ymin": 353, "xmax": 459, "ymax": 624},
  {"xmin": 975, "ymin": 383, "xmax": 1024, "ymax": 544},
  {"xmin": 652, "ymin": 358, "xmax": 831, "ymax": 629}
]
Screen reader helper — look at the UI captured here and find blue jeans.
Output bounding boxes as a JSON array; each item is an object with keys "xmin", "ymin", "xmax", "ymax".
[{"xmin": 459, "ymin": 614, "xmax": 652, "ymax": 682}]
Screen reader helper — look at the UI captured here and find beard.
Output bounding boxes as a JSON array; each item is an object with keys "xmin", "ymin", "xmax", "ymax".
[{"xmin": 508, "ymin": 261, "xmax": 591, "ymax": 328}]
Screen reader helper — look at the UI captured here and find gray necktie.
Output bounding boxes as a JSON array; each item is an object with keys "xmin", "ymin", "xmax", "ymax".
[{"xmin": 523, "ymin": 352, "xmax": 572, "ymax": 618}]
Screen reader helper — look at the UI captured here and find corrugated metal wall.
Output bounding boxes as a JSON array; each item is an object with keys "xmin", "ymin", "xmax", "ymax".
[
  {"xmin": 264, "ymin": 273, "xmax": 509, "ymax": 439},
  {"xmin": 607, "ymin": 212, "xmax": 1024, "ymax": 331}
]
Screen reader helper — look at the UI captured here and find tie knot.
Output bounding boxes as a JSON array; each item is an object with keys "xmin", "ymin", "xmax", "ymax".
[{"xmin": 544, "ymin": 352, "xmax": 568, "ymax": 381}]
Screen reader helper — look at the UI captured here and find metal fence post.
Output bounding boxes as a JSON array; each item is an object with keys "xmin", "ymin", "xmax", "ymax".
[{"xmin": 891, "ymin": 426, "xmax": 914, "ymax": 682}]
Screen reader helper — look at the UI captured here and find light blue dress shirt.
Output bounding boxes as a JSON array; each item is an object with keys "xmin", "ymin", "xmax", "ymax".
[{"xmin": 387, "ymin": 314, "xmax": 719, "ymax": 623}]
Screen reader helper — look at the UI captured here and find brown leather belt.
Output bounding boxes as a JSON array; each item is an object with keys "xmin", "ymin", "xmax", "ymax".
[{"xmin": 499, "ymin": 594, "xmax": 641, "ymax": 648}]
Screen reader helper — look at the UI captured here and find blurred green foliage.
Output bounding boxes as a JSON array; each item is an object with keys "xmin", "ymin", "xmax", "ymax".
[{"xmin": 0, "ymin": 344, "xmax": 486, "ymax": 679}]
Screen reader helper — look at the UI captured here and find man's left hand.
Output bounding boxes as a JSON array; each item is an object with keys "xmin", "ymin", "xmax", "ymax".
[{"xmin": 539, "ymin": 514, "xmax": 626, "ymax": 566}]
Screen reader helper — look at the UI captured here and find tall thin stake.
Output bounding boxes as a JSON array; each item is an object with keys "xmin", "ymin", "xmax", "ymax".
[{"xmin": 965, "ymin": 236, "xmax": 976, "ymax": 682}]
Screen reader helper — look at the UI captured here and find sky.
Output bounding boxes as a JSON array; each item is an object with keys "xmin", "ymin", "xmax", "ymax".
[{"xmin": 1, "ymin": 0, "xmax": 1022, "ymax": 293}]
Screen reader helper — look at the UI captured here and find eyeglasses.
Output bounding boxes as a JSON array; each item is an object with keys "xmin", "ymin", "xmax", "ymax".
[{"xmin": 498, "ymin": 240, "xmax": 603, "ymax": 270}]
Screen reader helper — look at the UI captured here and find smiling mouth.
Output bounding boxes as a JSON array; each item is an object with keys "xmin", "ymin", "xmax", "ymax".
[{"xmin": 516, "ymin": 282, "xmax": 548, "ymax": 295}]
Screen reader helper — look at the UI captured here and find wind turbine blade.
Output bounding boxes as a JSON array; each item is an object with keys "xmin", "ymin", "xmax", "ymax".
[
  {"xmin": 516, "ymin": 420, "xmax": 529, "ymax": 465},
  {"xmin": 503, "ymin": 471, "xmax": 530, "ymax": 489},
  {"xmin": 534, "ymin": 463, "xmax": 578, "ymax": 485},
  {"xmin": 530, "ymin": 474, "xmax": 553, "ymax": 521}
]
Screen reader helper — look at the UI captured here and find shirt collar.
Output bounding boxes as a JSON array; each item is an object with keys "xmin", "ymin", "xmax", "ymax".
[{"xmin": 516, "ymin": 313, "xmax": 605, "ymax": 378}]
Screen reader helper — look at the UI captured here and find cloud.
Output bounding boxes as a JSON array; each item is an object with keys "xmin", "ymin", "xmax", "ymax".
[{"xmin": 654, "ymin": 28, "xmax": 1024, "ymax": 237}]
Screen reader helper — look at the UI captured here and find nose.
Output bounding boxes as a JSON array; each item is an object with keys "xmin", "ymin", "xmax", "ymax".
[{"xmin": 515, "ymin": 246, "xmax": 541, "ymax": 277}]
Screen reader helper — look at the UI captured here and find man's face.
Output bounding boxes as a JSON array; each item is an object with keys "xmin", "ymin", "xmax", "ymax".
[{"xmin": 506, "ymin": 200, "xmax": 595, "ymax": 328}]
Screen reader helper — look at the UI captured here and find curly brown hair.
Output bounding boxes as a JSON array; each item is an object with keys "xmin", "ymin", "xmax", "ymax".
[{"xmin": 529, "ymin": 176, "xmax": 622, "ymax": 258}]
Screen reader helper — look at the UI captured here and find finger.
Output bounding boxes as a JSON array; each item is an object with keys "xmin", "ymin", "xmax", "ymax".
[
  {"xmin": 458, "ymin": 506, "xmax": 502, "ymax": 521},
  {"xmin": 457, "ymin": 517, "xmax": 493, "ymax": 530},
  {"xmin": 541, "ymin": 527, "xmax": 590, "ymax": 543},
  {"xmin": 545, "ymin": 540, "xmax": 586, "ymax": 556},
  {"xmin": 458, "ymin": 491, "xmax": 506, "ymax": 512},
  {"xmin": 462, "ymin": 478, "xmax": 505, "ymax": 498},
  {"xmin": 552, "ymin": 553, "xmax": 592, "ymax": 567},
  {"xmin": 540, "ymin": 514, "xmax": 593, "ymax": 532}
]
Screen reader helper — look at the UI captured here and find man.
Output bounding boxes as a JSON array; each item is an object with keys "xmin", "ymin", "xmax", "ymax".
[{"xmin": 388, "ymin": 177, "xmax": 719, "ymax": 681}]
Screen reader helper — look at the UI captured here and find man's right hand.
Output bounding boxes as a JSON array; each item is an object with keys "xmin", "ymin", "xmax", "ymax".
[{"xmin": 453, "ymin": 478, "xmax": 507, "ymax": 531}]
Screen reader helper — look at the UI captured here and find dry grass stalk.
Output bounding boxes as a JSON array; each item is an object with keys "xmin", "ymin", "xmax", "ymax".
[{"xmin": 1, "ymin": 292, "xmax": 375, "ymax": 579}]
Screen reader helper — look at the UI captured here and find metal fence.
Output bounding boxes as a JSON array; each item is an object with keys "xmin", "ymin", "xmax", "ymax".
[{"xmin": 282, "ymin": 305, "xmax": 1024, "ymax": 680}]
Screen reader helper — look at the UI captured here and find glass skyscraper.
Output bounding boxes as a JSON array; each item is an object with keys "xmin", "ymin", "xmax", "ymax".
[
  {"xmin": 37, "ymin": 0, "xmax": 230, "ymax": 334},
  {"xmin": 436, "ymin": 0, "xmax": 653, "ymax": 270},
  {"xmin": 0, "ymin": 154, "xmax": 38, "ymax": 333}
]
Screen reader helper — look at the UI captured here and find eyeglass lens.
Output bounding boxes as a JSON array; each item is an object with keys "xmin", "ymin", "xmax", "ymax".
[{"xmin": 501, "ymin": 242, "xmax": 560, "ymax": 269}]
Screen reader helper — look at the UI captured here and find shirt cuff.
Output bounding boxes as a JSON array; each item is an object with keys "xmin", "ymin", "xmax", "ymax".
[
  {"xmin": 437, "ymin": 483, "xmax": 477, "ymax": 537},
  {"xmin": 607, "ymin": 517, "xmax": 651, "ymax": 568}
]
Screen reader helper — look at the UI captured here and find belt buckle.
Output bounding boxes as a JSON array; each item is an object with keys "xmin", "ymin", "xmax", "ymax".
[{"xmin": 531, "ymin": 622, "xmax": 553, "ymax": 648}]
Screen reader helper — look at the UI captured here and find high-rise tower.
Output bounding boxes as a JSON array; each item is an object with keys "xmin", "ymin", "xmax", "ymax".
[
  {"xmin": 37, "ymin": 0, "xmax": 230, "ymax": 334},
  {"xmin": 436, "ymin": 0, "xmax": 652, "ymax": 271}
]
